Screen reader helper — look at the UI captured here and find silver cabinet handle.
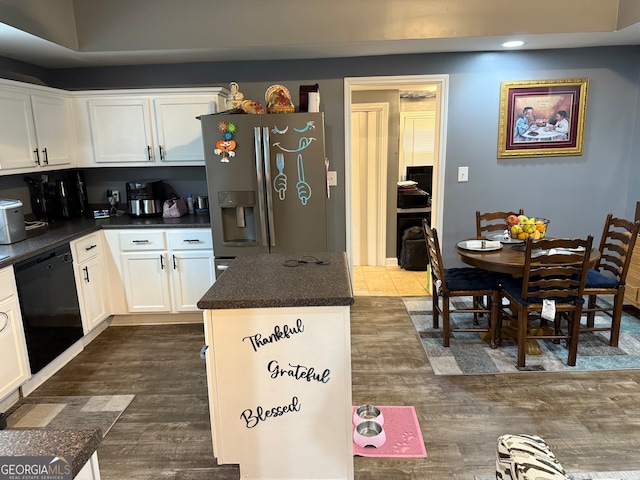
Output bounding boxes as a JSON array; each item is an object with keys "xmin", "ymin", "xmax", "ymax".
[{"xmin": 0, "ymin": 312, "xmax": 9, "ymax": 333}]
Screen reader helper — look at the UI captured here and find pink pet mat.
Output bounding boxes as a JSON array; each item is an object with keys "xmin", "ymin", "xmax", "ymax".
[{"xmin": 352, "ymin": 405, "xmax": 427, "ymax": 458}]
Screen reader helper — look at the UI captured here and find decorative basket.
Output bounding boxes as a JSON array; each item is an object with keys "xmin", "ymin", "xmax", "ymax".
[{"xmin": 506, "ymin": 217, "xmax": 549, "ymax": 240}]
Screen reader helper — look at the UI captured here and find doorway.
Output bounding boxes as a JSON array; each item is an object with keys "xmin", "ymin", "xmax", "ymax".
[{"xmin": 344, "ymin": 75, "xmax": 449, "ymax": 269}]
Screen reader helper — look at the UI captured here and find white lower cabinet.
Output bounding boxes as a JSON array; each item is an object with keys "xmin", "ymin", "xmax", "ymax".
[
  {"xmin": 0, "ymin": 266, "xmax": 30, "ymax": 401},
  {"xmin": 75, "ymin": 452, "xmax": 102, "ymax": 480},
  {"xmin": 111, "ymin": 228, "xmax": 214, "ymax": 314},
  {"xmin": 71, "ymin": 232, "xmax": 110, "ymax": 333}
]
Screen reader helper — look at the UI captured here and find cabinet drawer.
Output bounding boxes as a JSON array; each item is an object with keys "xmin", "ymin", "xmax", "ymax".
[
  {"xmin": 119, "ymin": 231, "xmax": 166, "ymax": 251},
  {"xmin": 167, "ymin": 229, "xmax": 212, "ymax": 250},
  {"xmin": 73, "ymin": 232, "xmax": 102, "ymax": 263}
]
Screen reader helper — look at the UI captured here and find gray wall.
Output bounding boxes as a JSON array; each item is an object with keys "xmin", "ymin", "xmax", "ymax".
[{"xmin": 2, "ymin": 46, "xmax": 639, "ymax": 264}]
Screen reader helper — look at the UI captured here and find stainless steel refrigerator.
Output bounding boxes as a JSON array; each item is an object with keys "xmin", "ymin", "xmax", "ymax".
[{"xmin": 200, "ymin": 112, "xmax": 328, "ymax": 277}]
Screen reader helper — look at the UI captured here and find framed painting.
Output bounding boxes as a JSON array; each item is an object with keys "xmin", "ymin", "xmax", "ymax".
[{"xmin": 497, "ymin": 78, "xmax": 589, "ymax": 158}]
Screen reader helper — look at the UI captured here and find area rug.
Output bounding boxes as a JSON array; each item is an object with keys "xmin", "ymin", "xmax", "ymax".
[
  {"xmin": 5, "ymin": 395, "xmax": 135, "ymax": 437},
  {"xmin": 403, "ymin": 297, "xmax": 640, "ymax": 375},
  {"xmin": 476, "ymin": 471, "xmax": 640, "ymax": 479},
  {"xmin": 351, "ymin": 405, "xmax": 427, "ymax": 458}
]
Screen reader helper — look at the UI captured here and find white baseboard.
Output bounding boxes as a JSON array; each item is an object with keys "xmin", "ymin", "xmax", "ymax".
[
  {"xmin": 386, "ymin": 258, "xmax": 399, "ymax": 267},
  {"xmin": 0, "ymin": 390, "xmax": 20, "ymax": 413},
  {"xmin": 110, "ymin": 312, "xmax": 203, "ymax": 325}
]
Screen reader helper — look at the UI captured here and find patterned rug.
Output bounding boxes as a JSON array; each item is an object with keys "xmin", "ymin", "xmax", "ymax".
[
  {"xmin": 403, "ymin": 297, "xmax": 640, "ymax": 375},
  {"xmin": 476, "ymin": 471, "xmax": 640, "ymax": 479},
  {"xmin": 5, "ymin": 395, "xmax": 135, "ymax": 437}
]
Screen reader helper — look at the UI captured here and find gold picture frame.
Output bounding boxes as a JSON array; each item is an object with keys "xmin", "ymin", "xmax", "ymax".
[{"xmin": 497, "ymin": 78, "xmax": 589, "ymax": 158}]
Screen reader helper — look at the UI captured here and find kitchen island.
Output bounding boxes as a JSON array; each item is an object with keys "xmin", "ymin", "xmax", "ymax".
[
  {"xmin": 0, "ymin": 428, "xmax": 102, "ymax": 479},
  {"xmin": 198, "ymin": 252, "xmax": 354, "ymax": 480}
]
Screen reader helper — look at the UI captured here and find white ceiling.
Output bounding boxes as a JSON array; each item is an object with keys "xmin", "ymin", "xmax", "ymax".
[{"xmin": 0, "ymin": 0, "xmax": 639, "ymax": 69}]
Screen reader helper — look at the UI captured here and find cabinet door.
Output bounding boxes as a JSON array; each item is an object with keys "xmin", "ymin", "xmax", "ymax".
[
  {"xmin": 76, "ymin": 257, "xmax": 109, "ymax": 333},
  {"xmin": 121, "ymin": 252, "xmax": 171, "ymax": 313},
  {"xmin": 0, "ymin": 295, "xmax": 30, "ymax": 399},
  {"xmin": 88, "ymin": 98, "xmax": 155, "ymax": 164},
  {"xmin": 0, "ymin": 90, "xmax": 38, "ymax": 170},
  {"xmin": 153, "ymin": 96, "xmax": 217, "ymax": 163},
  {"xmin": 170, "ymin": 250, "xmax": 215, "ymax": 311},
  {"xmin": 30, "ymin": 94, "xmax": 75, "ymax": 167}
]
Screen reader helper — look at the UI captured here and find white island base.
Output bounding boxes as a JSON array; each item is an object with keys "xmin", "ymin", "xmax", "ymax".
[{"xmin": 203, "ymin": 305, "xmax": 353, "ymax": 480}]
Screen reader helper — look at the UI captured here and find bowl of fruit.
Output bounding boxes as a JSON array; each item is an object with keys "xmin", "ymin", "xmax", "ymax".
[{"xmin": 506, "ymin": 214, "xmax": 549, "ymax": 240}]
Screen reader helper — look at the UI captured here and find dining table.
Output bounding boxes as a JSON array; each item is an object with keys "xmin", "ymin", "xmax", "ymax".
[
  {"xmin": 455, "ymin": 236, "xmax": 601, "ymax": 355},
  {"xmin": 455, "ymin": 237, "xmax": 601, "ymax": 275}
]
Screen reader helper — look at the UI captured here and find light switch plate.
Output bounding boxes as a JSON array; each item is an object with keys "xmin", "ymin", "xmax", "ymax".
[
  {"xmin": 327, "ymin": 171, "xmax": 338, "ymax": 186},
  {"xmin": 458, "ymin": 166, "xmax": 469, "ymax": 182}
]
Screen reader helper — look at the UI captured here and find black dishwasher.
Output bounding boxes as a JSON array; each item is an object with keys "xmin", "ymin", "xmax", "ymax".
[{"xmin": 14, "ymin": 244, "xmax": 83, "ymax": 374}]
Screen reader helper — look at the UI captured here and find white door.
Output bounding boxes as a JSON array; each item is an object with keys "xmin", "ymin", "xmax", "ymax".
[
  {"xmin": 0, "ymin": 295, "xmax": 30, "ymax": 399},
  {"xmin": 0, "ymin": 90, "xmax": 38, "ymax": 170},
  {"xmin": 153, "ymin": 96, "xmax": 217, "ymax": 163},
  {"xmin": 170, "ymin": 250, "xmax": 215, "ymax": 311},
  {"xmin": 30, "ymin": 93, "xmax": 75, "ymax": 167},
  {"xmin": 121, "ymin": 252, "xmax": 171, "ymax": 312},
  {"xmin": 350, "ymin": 103, "xmax": 388, "ymax": 266},
  {"xmin": 76, "ymin": 257, "xmax": 109, "ymax": 332},
  {"xmin": 88, "ymin": 98, "xmax": 155, "ymax": 163}
]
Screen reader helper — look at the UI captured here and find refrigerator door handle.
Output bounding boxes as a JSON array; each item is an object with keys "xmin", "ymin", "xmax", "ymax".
[
  {"xmin": 262, "ymin": 127, "xmax": 276, "ymax": 247},
  {"xmin": 254, "ymin": 127, "xmax": 269, "ymax": 247}
]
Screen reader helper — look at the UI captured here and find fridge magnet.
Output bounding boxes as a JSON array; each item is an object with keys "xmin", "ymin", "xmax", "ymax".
[
  {"xmin": 296, "ymin": 154, "xmax": 311, "ymax": 205},
  {"xmin": 214, "ymin": 121, "xmax": 237, "ymax": 162},
  {"xmin": 294, "ymin": 121, "xmax": 315, "ymax": 133},
  {"xmin": 273, "ymin": 153, "xmax": 287, "ymax": 200},
  {"xmin": 271, "ymin": 124, "xmax": 289, "ymax": 134},
  {"xmin": 265, "ymin": 85, "xmax": 295, "ymax": 113}
]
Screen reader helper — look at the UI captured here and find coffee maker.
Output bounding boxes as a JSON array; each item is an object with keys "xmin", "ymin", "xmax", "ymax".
[
  {"xmin": 24, "ymin": 170, "xmax": 90, "ymax": 222},
  {"xmin": 126, "ymin": 180, "xmax": 164, "ymax": 217}
]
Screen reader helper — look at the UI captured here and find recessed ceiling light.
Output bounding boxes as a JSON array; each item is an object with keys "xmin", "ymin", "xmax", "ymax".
[{"xmin": 502, "ymin": 40, "xmax": 525, "ymax": 48}]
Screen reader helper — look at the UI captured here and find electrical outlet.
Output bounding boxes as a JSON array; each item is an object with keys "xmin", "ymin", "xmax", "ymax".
[
  {"xmin": 112, "ymin": 190, "xmax": 120, "ymax": 203},
  {"xmin": 327, "ymin": 171, "xmax": 338, "ymax": 186}
]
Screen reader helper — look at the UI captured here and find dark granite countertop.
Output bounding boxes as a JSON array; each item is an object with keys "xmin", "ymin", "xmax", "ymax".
[
  {"xmin": 0, "ymin": 214, "xmax": 210, "ymax": 269},
  {"xmin": 0, "ymin": 428, "xmax": 102, "ymax": 478},
  {"xmin": 197, "ymin": 252, "xmax": 354, "ymax": 310}
]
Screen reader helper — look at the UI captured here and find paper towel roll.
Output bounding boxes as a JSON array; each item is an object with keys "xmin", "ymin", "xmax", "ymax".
[{"xmin": 308, "ymin": 91, "xmax": 320, "ymax": 112}]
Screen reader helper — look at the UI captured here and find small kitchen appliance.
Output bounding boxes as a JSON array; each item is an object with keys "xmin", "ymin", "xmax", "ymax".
[
  {"xmin": 0, "ymin": 199, "xmax": 26, "ymax": 244},
  {"xmin": 127, "ymin": 180, "xmax": 164, "ymax": 217}
]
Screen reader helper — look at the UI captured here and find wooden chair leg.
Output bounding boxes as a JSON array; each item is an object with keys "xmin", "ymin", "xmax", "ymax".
[
  {"xmin": 432, "ymin": 290, "xmax": 440, "ymax": 329},
  {"xmin": 610, "ymin": 290, "xmax": 624, "ymax": 347},
  {"xmin": 442, "ymin": 297, "xmax": 451, "ymax": 347},
  {"xmin": 490, "ymin": 290, "xmax": 500, "ymax": 349},
  {"xmin": 517, "ymin": 307, "xmax": 527, "ymax": 368},
  {"xmin": 586, "ymin": 294, "xmax": 597, "ymax": 328},
  {"xmin": 567, "ymin": 309, "xmax": 581, "ymax": 366}
]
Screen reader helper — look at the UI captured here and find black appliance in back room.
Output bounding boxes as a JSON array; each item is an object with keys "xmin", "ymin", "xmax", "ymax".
[{"xmin": 24, "ymin": 170, "xmax": 90, "ymax": 222}]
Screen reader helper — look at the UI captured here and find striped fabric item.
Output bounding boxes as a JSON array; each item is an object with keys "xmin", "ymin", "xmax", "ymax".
[{"xmin": 496, "ymin": 434, "xmax": 569, "ymax": 480}]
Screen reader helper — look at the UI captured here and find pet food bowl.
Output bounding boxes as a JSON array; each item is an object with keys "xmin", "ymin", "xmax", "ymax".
[
  {"xmin": 353, "ymin": 405, "xmax": 384, "ymax": 426},
  {"xmin": 353, "ymin": 421, "xmax": 386, "ymax": 448}
]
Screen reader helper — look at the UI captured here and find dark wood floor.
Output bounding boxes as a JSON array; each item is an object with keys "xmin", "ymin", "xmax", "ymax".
[{"xmin": 29, "ymin": 297, "xmax": 640, "ymax": 479}]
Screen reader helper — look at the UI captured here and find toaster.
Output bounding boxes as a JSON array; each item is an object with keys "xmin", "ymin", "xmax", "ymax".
[{"xmin": 0, "ymin": 199, "xmax": 26, "ymax": 244}]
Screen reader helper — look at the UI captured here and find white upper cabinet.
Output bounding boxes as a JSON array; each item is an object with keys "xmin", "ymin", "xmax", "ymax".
[
  {"xmin": 75, "ymin": 88, "xmax": 227, "ymax": 167},
  {"xmin": 0, "ymin": 83, "xmax": 75, "ymax": 173},
  {"xmin": 88, "ymin": 98, "xmax": 155, "ymax": 164}
]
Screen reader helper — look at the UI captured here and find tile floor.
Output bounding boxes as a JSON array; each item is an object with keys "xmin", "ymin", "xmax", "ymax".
[{"xmin": 352, "ymin": 265, "xmax": 431, "ymax": 296}]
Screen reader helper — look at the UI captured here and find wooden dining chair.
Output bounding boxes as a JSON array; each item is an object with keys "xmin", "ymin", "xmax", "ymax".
[
  {"xmin": 422, "ymin": 218, "xmax": 500, "ymax": 347},
  {"xmin": 582, "ymin": 214, "xmax": 640, "ymax": 346},
  {"xmin": 498, "ymin": 236, "xmax": 593, "ymax": 368},
  {"xmin": 476, "ymin": 209, "xmax": 525, "ymax": 237}
]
